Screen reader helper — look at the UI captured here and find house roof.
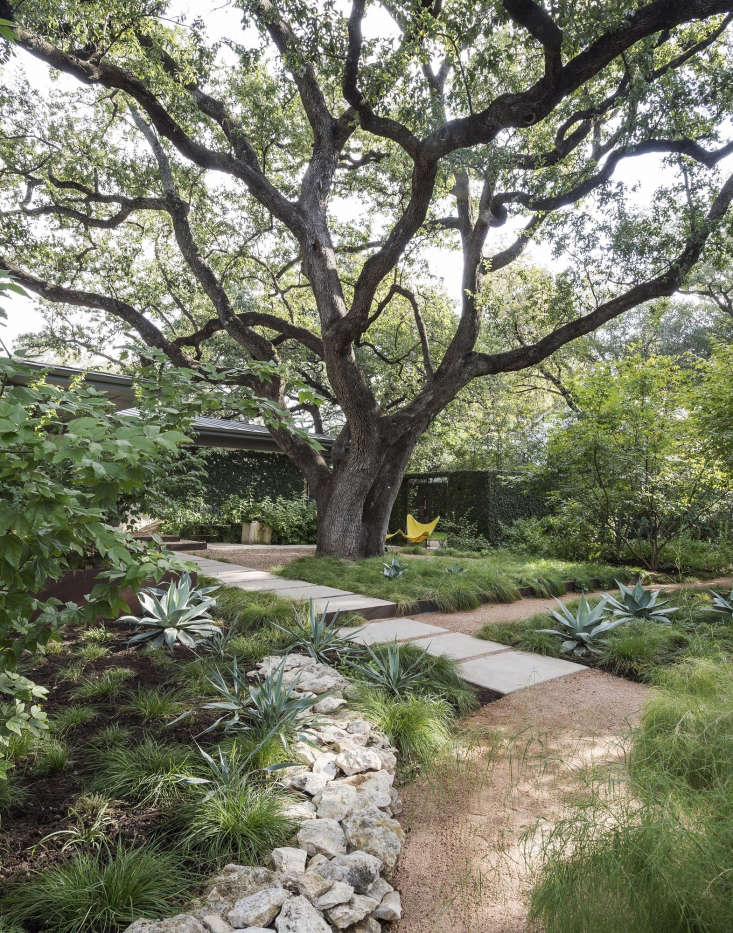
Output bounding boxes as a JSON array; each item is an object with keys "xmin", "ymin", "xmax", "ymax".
[{"xmin": 9, "ymin": 358, "xmax": 333, "ymax": 453}]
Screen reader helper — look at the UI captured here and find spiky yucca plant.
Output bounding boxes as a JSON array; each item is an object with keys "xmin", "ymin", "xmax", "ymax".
[{"xmin": 710, "ymin": 587, "xmax": 733, "ymax": 620}]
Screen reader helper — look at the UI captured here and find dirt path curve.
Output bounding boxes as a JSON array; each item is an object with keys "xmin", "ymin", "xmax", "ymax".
[
  {"xmin": 416, "ymin": 576, "xmax": 733, "ymax": 635},
  {"xmin": 394, "ymin": 669, "xmax": 648, "ymax": 933}
]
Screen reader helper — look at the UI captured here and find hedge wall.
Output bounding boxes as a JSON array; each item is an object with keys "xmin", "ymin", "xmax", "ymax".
[
  {"xmin": 198, "ymin": 448, "xmax": 305, "ymax": 507},
  {"xmin": 389, "ymin": 469, "xmax": 552, "ymax": 543}
]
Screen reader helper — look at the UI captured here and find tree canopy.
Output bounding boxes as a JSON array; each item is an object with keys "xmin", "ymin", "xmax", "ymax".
[{"xmin": 1, "ymin": 0, "xmax": 732, "ymax": 556}]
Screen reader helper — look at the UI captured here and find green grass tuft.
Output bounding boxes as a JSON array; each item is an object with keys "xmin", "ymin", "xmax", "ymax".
[
  {"xmin": 176, "ymin": 781, "xmax": 296, "ymax": 866},
  {"xmin": 279, "ymin": 551, "xmax": 634, "ymax": 614},
  {"xmin": 530, "ymin": 654, "xmax": 733, "ymax": 933},
  {"xmin": 89, "ymin": 737, "xmax": 195, "ymax": 805},
  {"xmin": 52, "ymin": 704, "xmax": 98, "ymax": 735},
  {"xmin": 355, "ymin": 688, "xmax": 454, "ymax": 780},
  {"xmin": 71, "ymin": 667, "xmax": 135, "ymax": 701},
  {"xmin": 1, "ymin": 843, "xmax": 189, "ymax": 933},
  {"xmin": 32, "ymin": 738, "xmax": 72, "ymax": 777},
  {"xmin": 122, "ymin": 686, "xmax": 185, "ymax": 722}
]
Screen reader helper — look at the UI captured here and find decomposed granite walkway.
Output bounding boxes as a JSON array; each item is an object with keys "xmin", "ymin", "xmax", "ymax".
[{"xmin": 186, "ymin": 553, "xmax": 586, "ymax": 695}]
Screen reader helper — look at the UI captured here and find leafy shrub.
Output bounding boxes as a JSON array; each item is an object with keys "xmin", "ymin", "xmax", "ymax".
[
  {"xmin": 0, "ymin": 357, "xmax": 190, "ymax": 776},
  {"xmin": 1, "ymin": 843, "xmax": 189, "ymax": 933},
  {"xmin": 220, "ymin": 494, "xmax": 317, "ymax": 544},
  {"xmin": 177, "ymin": 780, "xmax": 296, "ymax": 865},
  {"xmin": 356, "ymin": 690, "xmax": 453, "ymax": 780},
  {"xmin": 90, "ymin": 737, "xmax": 194, "ymax": 805},
  {"xmin": 440, "ymin": 517, "xmax": 491, "ymax": 552},
  {"xmin": 122, "ymin": 573, "xmax": 221, "ymax": 652}
]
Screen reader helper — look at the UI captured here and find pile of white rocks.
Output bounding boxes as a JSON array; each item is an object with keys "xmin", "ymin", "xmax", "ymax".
[{"xmin": 126, "ymin": 654, "xmax": 404, "ymax": 933}]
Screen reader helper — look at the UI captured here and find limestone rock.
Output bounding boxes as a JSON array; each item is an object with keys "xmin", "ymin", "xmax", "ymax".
[
  {"xmin": 125, "ymin": 917, "xmax": 207, "ymax": 933},
  {"xmin": 375, "ymin": 890, "xmax": 403, "ymax": 921},
  {"xmin": 282, "ymin": 798, "xmax": 316, "ymax": 821},
  {"xmin": 327, "ymin": 894, "xmax": 379, "ymax": 929},
  {"xmin": 348, "ymin": 918, "xmax": 381, "ymax": 933},
  {"xmin": 296, "ymin": 870, "xmax": 333, "ymax": 903},
  {"xmin": 274, "ymin": 895, "xmax": 331, "ymax": 933},
  {"xmin": 311, "ymin": 753, "xmax": 339, "ymax": 778},
  {"xmin": 315, "ymin": 783, "xmax": 357, "ymax": 821},
  {"xmin": 336, "ymin": 770, "xmax": 393, "ymax": 808},
  {"xmin": 373, "ymin": 746, "xmax": 397, "ymax": 773},
  {"xmin": 271, "ymin": 847, "xmax": 307, "ymax": 877},
  {"xmin": 313, "ymin": 696, "xmax": 347, "ymax": 714},
  {"xmin": 341, "ymin": 805, "xmax": 405, "ymax": 871},
  {"xmin": 366, "ymin": 877, "xmax": 393, "ymax": 902},
  {"xmin": 389, "ymin": 786, "xmax": 403, "ymax": 814},
  {"xmin": 319, "ymin": 851, "xmax": 383, "ymax": 894},
  {"xmin": 226, "ymin": 886, "xmax": 288, "ymax": 928},
  {"xmin": 307, "ymin": 853, "xmax": 329, "ymax": 873},
  {"xmin": 314, "ymin": 880, "xmax": 354, "ymax": 910},
  {"xmin": 277, "ymin": 765, "xmax": 312, "ymax": 790},
  {"xmin": 297, "ymin": 818, "xmax": 347, "ymax": 857},
  {"xmin": 334, "ymin": 744, "xmax": 382, "ymax": 776},
  {"xmin": 200, "ymin": 916, "xmax": 233, "ymax": 933},
  {"xmin": 347, "ymin": 719, "xmax": 372, "ymax": 738},
  {"xmin": 197, "ymin": 866, "xmax": 278, "ymax": 917},
  {"xmin": 302, "ymin": 771, "xmax": 332, "ymax": 797}
]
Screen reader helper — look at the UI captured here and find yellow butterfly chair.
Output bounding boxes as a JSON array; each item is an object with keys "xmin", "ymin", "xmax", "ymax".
[{"xmin": 386, "ymin": 513, "xmax": 440, "ymax": 546}]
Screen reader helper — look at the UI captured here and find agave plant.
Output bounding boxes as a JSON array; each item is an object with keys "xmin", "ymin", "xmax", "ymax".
[
  {"xmin": 605, "ymin": 578, "xmax": 678, "ymax": 624},
  {"xmin": 202, "ymin": 657, "xmax": 321, "ymax": 743},
  {"xmin": 538, "ymin": 594, "xmax": 626, "ymax": 656},
  {"xmin": 710, "ymin": 587, "xmax": 733, "ymax": 619},
  {"xmin": 383, "ymin": 556, "xmax": 408, "ymax": 579},
  {"xmin": 443, "ymin": 564, "xmax": 465, "ymax": 575},
  {"xmin": 271, "ymin": 600, "xmax": 362, "ymax": 664},
  {"xmin": 349, "ymin": 642, "xmax": 431, "ymax": 696},
  {"xmin": 122, "ymin": 572, "xmax": 222, "ymax": 652}
]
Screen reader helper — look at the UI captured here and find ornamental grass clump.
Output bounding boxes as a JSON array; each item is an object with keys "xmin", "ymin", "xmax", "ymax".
[
  {"xmin": 530, "ymin": 655, "xmax": 733, "ymax": 933},
  {"xmin": 1, "ymin": 843, "xmax": 189, "ymax": 933},
  {"xmin": 90, "ymin": 737, "xmax": 195, "ymax": 805},
  {"xmin": 356, "ymin": 689, "xmax": 453, "ymax": 780}
]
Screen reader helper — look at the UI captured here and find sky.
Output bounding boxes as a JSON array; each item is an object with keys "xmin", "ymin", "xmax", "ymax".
[{"xmin": 1, "ymin": 0, "xmax": 729, "ymax": 356}]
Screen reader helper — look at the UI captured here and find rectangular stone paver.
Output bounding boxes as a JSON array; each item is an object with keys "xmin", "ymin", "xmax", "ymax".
[
  {"xmin": 339, "ymin": 617, "xmax": 449, "ymax": 645},
  {"xmin": 458, "ymin": 650, "xmax": 586, "ymax": 695},
  {"xmin": 416, "ymin": 631, "xmax": 511, "ymax": 660},
  {"xmin": 258, "ymin": 583, "xmax": 355, "ymax": 600}
]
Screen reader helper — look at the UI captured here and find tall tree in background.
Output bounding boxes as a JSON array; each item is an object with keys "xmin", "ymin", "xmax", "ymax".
[{"xmin": 1, "ymin": 0, "xmax": 732, "ymax": 557}]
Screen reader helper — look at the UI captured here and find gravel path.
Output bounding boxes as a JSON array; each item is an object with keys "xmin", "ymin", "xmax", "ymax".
[{"xmin": 394, "ymin": 669, "xmax": 648, "ymax": 932}]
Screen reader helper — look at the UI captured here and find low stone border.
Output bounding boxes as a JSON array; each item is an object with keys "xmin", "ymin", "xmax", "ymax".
[{"xmin": 126, "ymin": 654, "xmax": 404, "ymax": 933}]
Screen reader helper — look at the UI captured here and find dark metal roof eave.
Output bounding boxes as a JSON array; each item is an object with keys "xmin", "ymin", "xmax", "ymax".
[{"xmin": 8, "ymin": 357, "xmax": 333, "ymax": 451}]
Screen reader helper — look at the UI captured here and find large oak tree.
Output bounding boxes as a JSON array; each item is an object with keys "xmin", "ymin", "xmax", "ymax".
[{"xmin": 1, "ymin": 0, "xmax": 732, "ymax": 558}]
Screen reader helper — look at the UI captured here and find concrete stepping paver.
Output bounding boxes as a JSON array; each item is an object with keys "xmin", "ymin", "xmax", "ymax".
[
  {"xmin": 186, "ymin": 554, "xmax": 588, "ymax": 694},
  {"xmin": 416, "ymin": 631, "xmax": 511, "ymax": 661},
  {"xmin": 458, "ymin": 651, "xmax": 586, "ymax": 694},
  {"xmin": 339, "ymin": 617, "xmax": 450, "ymax": 645},
  {"xmin": 185, "ymin": 554, "xmax": 400, "ymax": 621}
]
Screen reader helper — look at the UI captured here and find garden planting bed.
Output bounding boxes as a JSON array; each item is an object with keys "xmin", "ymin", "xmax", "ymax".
[{"xmin": 125, "ymin": 653, "xmax": 404, "ymax": 933}]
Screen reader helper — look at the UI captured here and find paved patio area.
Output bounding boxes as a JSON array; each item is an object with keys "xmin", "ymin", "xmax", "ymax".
[{"xmin": 188, "ymin": 553, "xmax": 587, "ymax": 695}]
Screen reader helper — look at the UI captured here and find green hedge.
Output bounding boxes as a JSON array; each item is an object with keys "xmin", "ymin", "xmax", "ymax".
[
  {"xmin": 390, "ymin": 470, "xmax": 552, "ymax": 544},
  {"xmin": 198, "ymin": 449, "xmax": 305, "ymax": 506}
]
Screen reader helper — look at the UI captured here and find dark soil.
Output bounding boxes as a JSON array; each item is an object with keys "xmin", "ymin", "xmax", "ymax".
[{"xmin": 0, "ymin": 622, "xmax": 217, "ymax": 884}]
